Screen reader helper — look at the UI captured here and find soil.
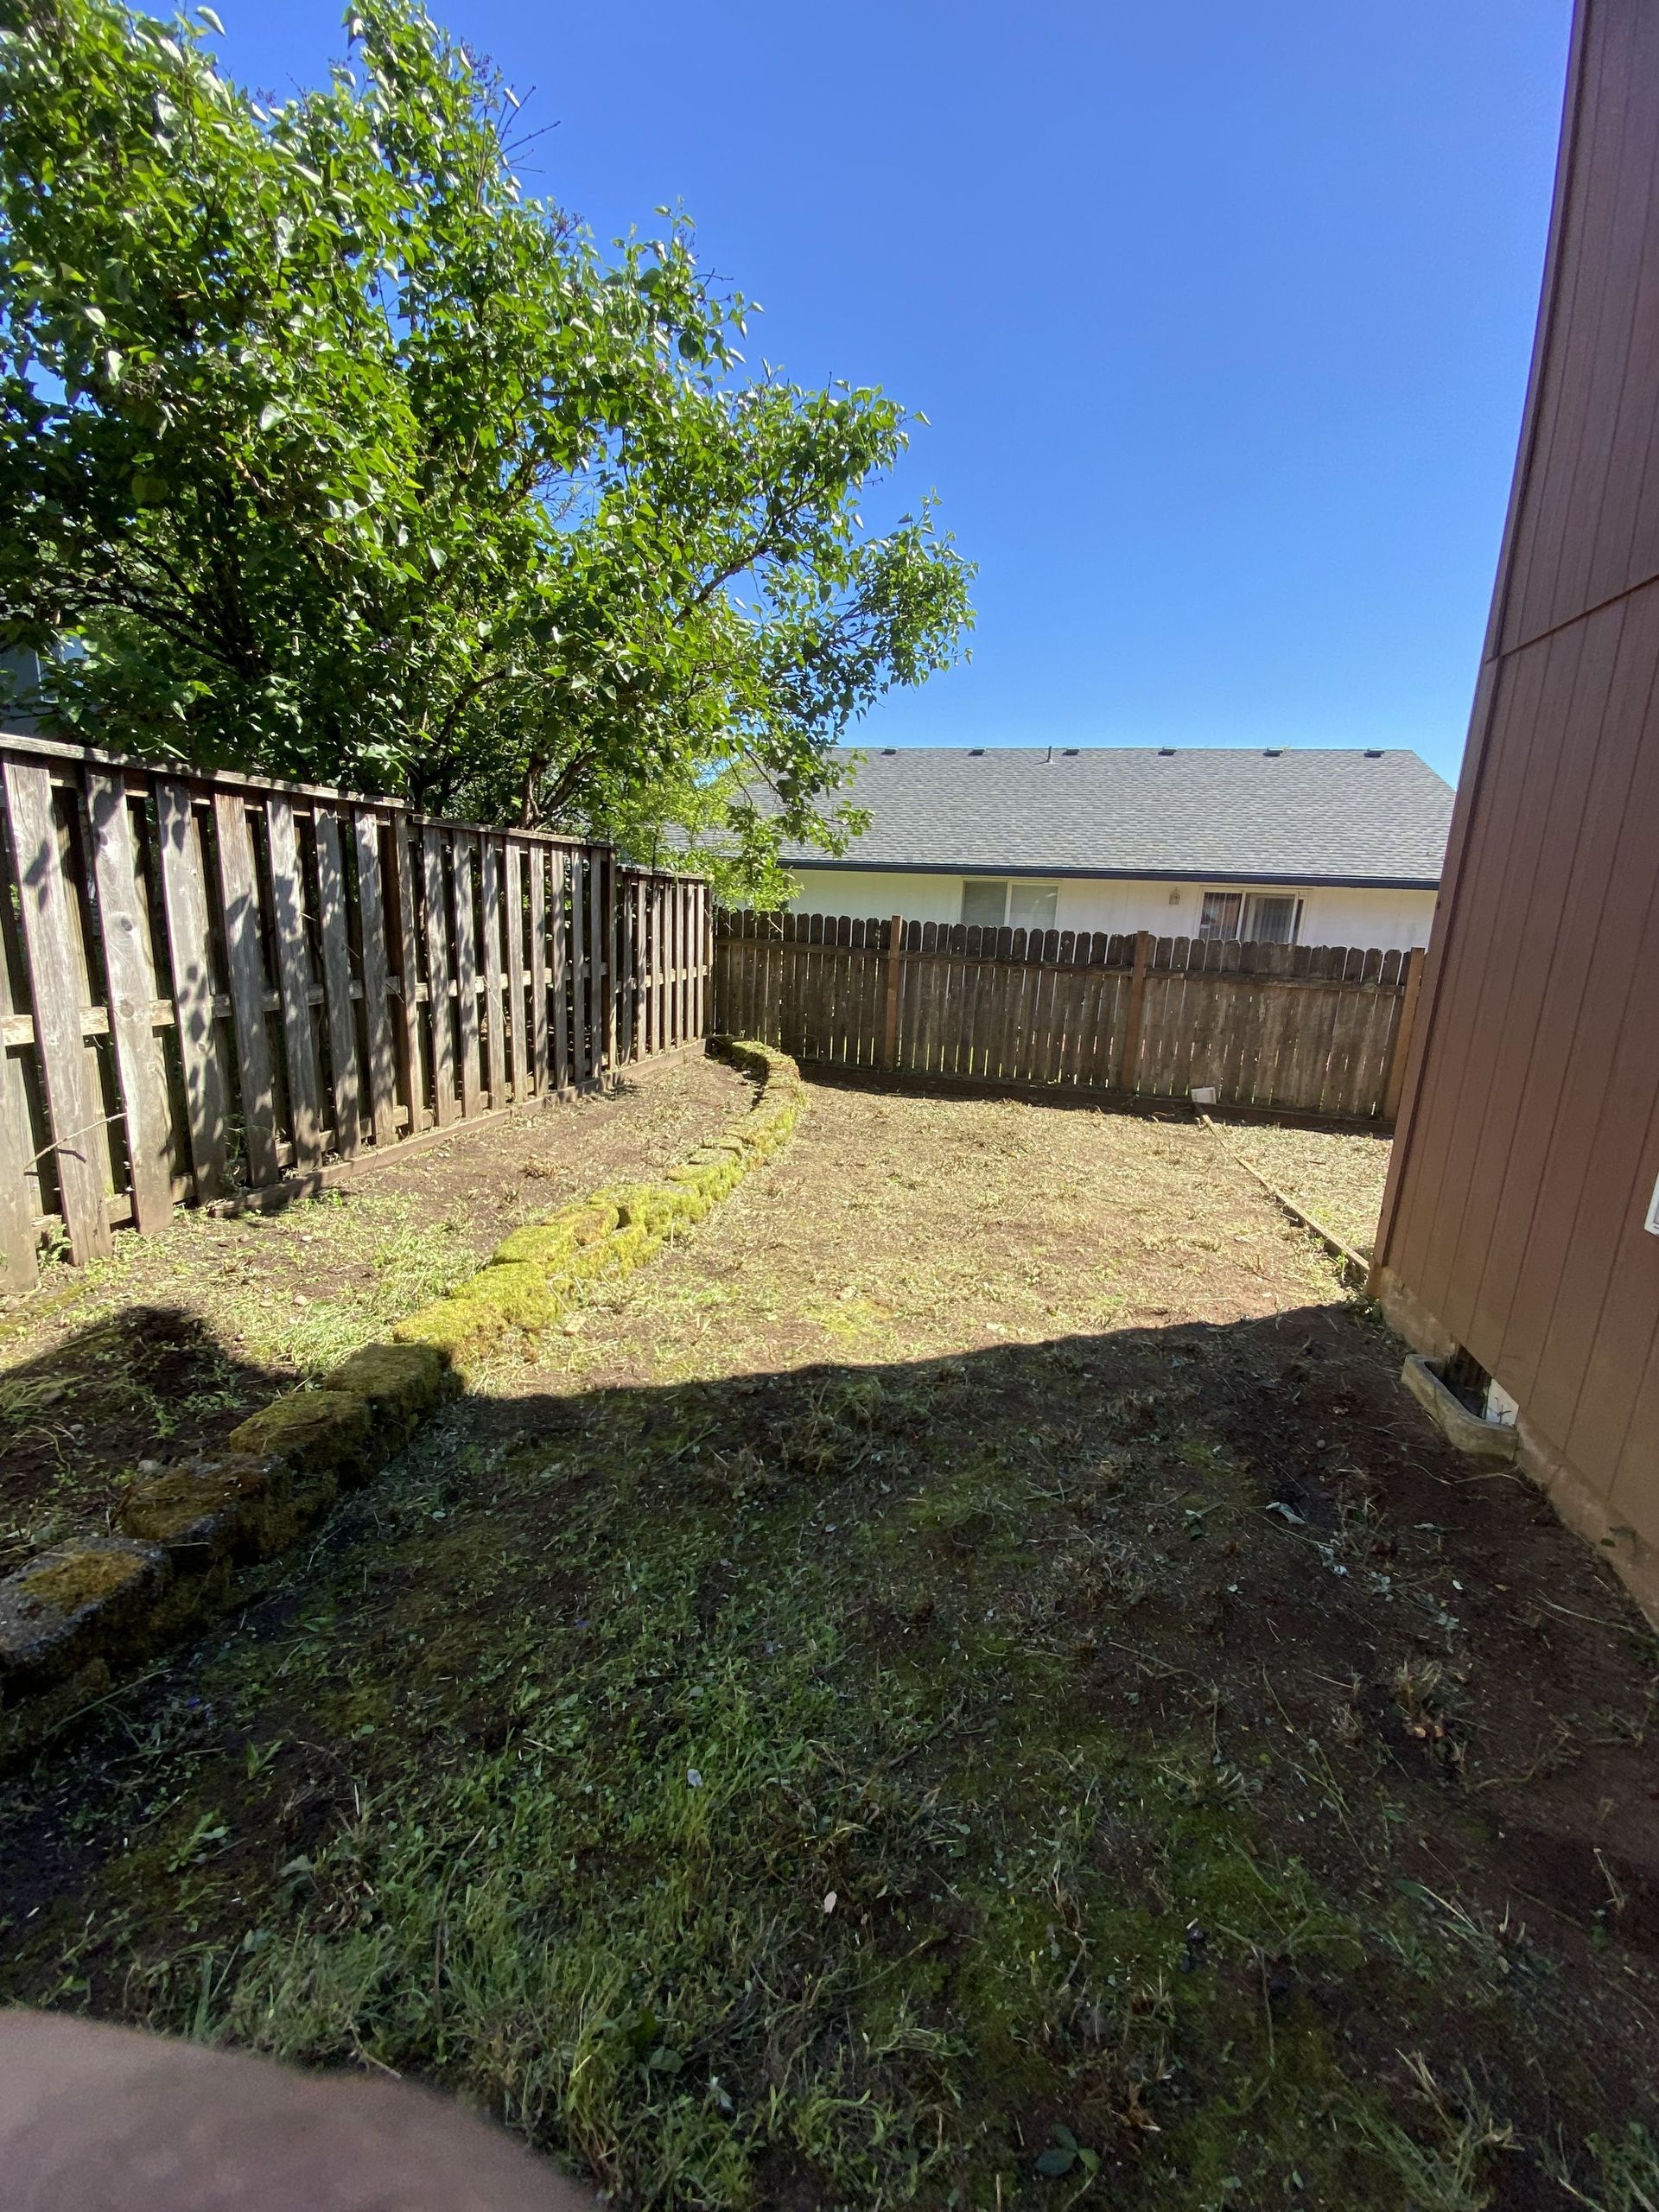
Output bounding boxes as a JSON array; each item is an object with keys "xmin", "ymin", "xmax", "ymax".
[
  {"xmin": 0, "ymin": 1053, "xmax": 751, "ymax": 1573},
  {"xmin": 1, "ymin": 1072, "xmax": 1655, "ymax": 2210}
]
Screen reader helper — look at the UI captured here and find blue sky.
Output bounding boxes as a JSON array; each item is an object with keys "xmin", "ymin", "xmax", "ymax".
[{"xmin": 211, "ymin": 1, "xmax": 1572, "ymax": 786}]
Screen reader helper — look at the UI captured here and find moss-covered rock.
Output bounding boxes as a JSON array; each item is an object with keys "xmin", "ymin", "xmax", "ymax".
[
  {"xmin": 392, "ymin": 1295, "xmax": 504, "ymax": 1366},
  {"xmin": 118, "ymin": 1459, "xmax": 274, "ymax": 1562},
  {"xmin": 227, "ymin": 1389, "xmax": 373, "ymax": 1478},
  {"xmin": 321, "ymin": 1342, "xmax": 459, "ymax": 1445},
  {"xmin": 492, "ymin": 1199, "xmax": 618, "ymax": 1273},
  {"xmin": 0, "ymin": 1536, "xmax": 170, "ymax": 1694}
]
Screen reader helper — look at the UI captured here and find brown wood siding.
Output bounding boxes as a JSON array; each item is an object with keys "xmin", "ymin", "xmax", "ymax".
[{"xmin": 1376, "ymin": 0, "xmax": 1659, "ymax": 1557}]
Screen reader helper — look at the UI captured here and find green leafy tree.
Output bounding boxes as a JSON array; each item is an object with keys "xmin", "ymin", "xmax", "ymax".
[{"xmin": 0, "ymin": 0, "xmax": 970, "ymax": 888}]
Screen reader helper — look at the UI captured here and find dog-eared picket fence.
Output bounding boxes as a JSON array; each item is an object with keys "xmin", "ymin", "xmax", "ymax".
[
  {"xmin": 0, "ymin": 730, "xmax": 710, "ymax": 1287},
  {"xmin": 715, "ymin": 910, "xmax": 1425, "ymax": 1127}
]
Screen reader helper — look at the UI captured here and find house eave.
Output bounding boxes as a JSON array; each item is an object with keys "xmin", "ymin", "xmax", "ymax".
[{"xmin": 779, "ymin": 857, "xmax": 1441, "ymax": 892}]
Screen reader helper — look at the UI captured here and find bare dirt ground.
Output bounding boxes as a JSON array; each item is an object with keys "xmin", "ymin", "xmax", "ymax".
[
  {"xmin": 0, "ymin": 1053, "xmax": 750, "ymax": 1572},
  {"xmin": 2, "ymin": 1071, "xmax": 1656, "ymax": 2211}
]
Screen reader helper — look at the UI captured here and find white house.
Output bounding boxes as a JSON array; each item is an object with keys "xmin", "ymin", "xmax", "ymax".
[{"xmin": 774, "ymin": 745, "xmax": 1453, "ymax": 953}]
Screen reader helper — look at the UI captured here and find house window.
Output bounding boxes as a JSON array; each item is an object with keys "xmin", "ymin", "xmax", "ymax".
[
  {"xmin": 960, "ymin": 880, "xmax": 1059, "ymax": 931},
  {"xmin": 961, "ymin": 878, "xmax": 1007, "ymax": 928},
  {"xmin": 1198, "ymin": 891, "xmax": 1303, "ymax": 944},
  {"xmin": 1198, "ymin": 891, "xmax": 1243, "ymax": 942}
]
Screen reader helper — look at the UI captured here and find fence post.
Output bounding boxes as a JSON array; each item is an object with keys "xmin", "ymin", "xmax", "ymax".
[
  {"xmin": 1118, "ymin": 929, "xmax": 1152, "ymax": 1096},
  {"xmin": 882, "ymin": 914, "xmax": 904, "ymax": 1070},
  {"xmin": 1382, "ymin": 944, "xmax": 1426, "ymax": 1125}
]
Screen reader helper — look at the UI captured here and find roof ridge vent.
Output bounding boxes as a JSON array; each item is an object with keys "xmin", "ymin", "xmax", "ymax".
[
  {"xmin": 969, "ymin": 747, "xmax": 984, "ymax": 756},
  {"xmin": 1157, "ymin": 747, "xmax": 1176, "ymax": 757},
  {"xmin": 1363, "ymin": 748, "xmax": 1383, "ymax": 758}
]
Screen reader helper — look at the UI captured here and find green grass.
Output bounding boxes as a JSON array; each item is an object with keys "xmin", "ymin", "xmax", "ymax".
[{"xmin": 8, "ymin": 1350, "xmax": 1618, "ymax": 2211}]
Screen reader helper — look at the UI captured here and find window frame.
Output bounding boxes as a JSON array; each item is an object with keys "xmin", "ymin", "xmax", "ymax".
[{"xmin": 1198, "ymin": 890, "xmax": 1304, "ymax": 945}]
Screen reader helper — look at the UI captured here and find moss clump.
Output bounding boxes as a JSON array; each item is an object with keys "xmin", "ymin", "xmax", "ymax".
[
  {"xmin": 394, "ymin": 1261, "xmax": 565, "ymax": 1369},
  {"xmin": 119, "ymin": 1465, "xmax": 264, "ymax": 1559},
  {"xmin": 491, "ymin": 1222, "xmax": 581, "ymax": 1271},
  {"xmin": 322, "ymin": 1342, "xmax": 458, "ymax": 1436},
  {"xmin": 466, "ymin": 1261, "xmax": 563, "ymax": 1330},
  {"xmin": 493, "ymin": 1201, "xmax": 618, "ymax": 1272},
  {"xmin": 19, "ymin": 1545, "xmax": 152, "ymax": 1616},
  {"xmin": 0, "ymin": 1537, "xmax": 169, "ymax": 1703},
  {"xmin": 227, "ymin": 1389, "xmax": 372, "ymax": 1475},
  {"xmin": 393, "ymin": 1298, "xmax": 503, "ymax": 1366}
]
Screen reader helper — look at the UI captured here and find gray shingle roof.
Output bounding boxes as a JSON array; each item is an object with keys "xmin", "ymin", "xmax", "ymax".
[{"xmin": 778, "ymin": 746, "xmax": 1452, "ymax": 885}]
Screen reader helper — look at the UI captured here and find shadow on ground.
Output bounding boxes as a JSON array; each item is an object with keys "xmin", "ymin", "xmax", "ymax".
[
  {"xmin": 0, "ymin": 1306, "xmax": 288, "ymax": 1575},
  {"xmin": 2, "ymin": 1296, "xmax": 1656, "ymax": 2211}
]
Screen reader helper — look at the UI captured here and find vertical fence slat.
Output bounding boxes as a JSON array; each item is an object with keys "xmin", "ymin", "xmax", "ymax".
[
  {"xmin": 529, "ymin": 847, "xmax": 549, "ymax": 1096},
  {"xmin": 505, "ymin": 841, "xmax": 528, "ymax": 1103},
  {"xmin": 265, "ymin": 793, "xmax": 325, "ymax": 1173},
  {"xmin": 389, "ymin": 815, "xmax": 425, "ymax": 1132},
  {"xmin": 451, "ymin": 830, "xmax": 482, "ymax": 1119},
  {"xmin": 423, "ymin": 824, "xmax": 457, "ymax": 1127},
  {"xmin": 211, "ymin": 789, "xmax": 281, "ymax": 1186},
  {"xmin": 0, "ymin": 809, "xmax": 38, "ymax": 1284},
  {"xmin": 156, "ymin": 782, "xmax": 230, "ymax": 1200},
  {"xmin": 480, "ymin": 835, "xmax": 506, "ymax": 1109},
  {"xmin": 588, "ymin": 848, "xmax": 606, "ymax": 1077},
  {"xmin": 3, "ymin": 761, "xmax": 112, "ymax": 1258},
  {"xmin": 569, "ymin": 852, "xmax": 588, "ymax": 1084},
  {"xmin": 550, "ymin": 851, "xmax": 570, "ymax": 1092},
  {"xmin": 354, "ymin": 810, "xmax": 398, "ymax": 1148},
  {"xmin": 86, "ymin": 771, "xmax": 172, "ymax": 1231},
  {"xmin": 314, "ymin": 806, "xmax": 361, "ymax": 1160}
]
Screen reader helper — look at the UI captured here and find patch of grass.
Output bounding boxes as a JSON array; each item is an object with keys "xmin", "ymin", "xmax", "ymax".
[
  {"xmin": 1213, "ymin": 1122, "xmax": 1393, "ymax": 1261},
  {"xmin": 3, "ymin": 1084, "xmax": 1655, "ymax": 2209}
]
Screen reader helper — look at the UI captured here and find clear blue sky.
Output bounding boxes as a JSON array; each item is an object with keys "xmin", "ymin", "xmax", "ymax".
[{"xmin": 211, "ymin": 1, "xmax": 1573, "ymax": 787}]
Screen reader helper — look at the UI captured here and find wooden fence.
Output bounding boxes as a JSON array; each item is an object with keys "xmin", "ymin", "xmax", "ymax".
[
  {"xmin": 715, "ymin": 911, "xmax": 1425, "ymax": 1127},
  {"xmin": 0, "ymin": 731, "xmax": 709, "ymax": 1285}
]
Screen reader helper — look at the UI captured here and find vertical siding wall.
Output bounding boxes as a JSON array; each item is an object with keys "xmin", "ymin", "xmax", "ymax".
[
  {"xmin": 1374, "ymin": 0, "xmax": 1659, "ymax": 1583},
  {"xmin": 0, "ymin": 732, "xmax": 709, "ymax": 1285}
]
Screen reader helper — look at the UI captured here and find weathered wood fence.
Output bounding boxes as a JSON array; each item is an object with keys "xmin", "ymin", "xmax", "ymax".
[
  {"xmin": 715, "ymin": 912, "xmax": 1425, "ymax": 1127},
  {"xmin": 0, "ymin": 732, "xmax": 710, "ymax": 1285}
]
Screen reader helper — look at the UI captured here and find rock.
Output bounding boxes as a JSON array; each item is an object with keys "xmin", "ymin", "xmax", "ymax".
[{"xmin": 0, "ymin": 1537, "xmax": 170, "ymax": 1694}]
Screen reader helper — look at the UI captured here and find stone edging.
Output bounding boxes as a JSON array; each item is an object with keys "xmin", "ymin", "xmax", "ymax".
[{"xmin": 0, "ymin": 1040, "xmax": 803, "ymax": 1768}]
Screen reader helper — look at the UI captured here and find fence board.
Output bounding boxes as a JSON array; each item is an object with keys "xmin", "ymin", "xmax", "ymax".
[
  {"xmin": 3, "ymin": 762, "xmax": 112, "ymax": 1258},
  {"xmin": 211, "ymin": 789, "xmax": 281, "ymax": 1187},
  {"xmin": 156, "ymin": 782, "xmax": 231, "ymax": 1200},
  {"xmin": 86, "ymin": 772, "xmax": 172, "ymax": 1231},
  {"xmin": 478, "ymin": 836, "xmax": 505, "ymax": 1109},
  {"xmin": 451, "ymin": 830, "xmax": 481, "ymax": 1119},
  {"xmin": 389, "ymin": 815, "xmax": 425, "ymax": 1132},
  {"xmin": 314, "ymin": 807, "xmax": 361, "ymax": 1160},
  {"xmin": 354, "ymin": 810, "xmax": 398, "ymax": 1147},
  {"xmin": 715, "ymin": 909, "xmax": 1414, "ymax": 1125},
  {"xmin": 423, "ymin": 824, "xmax": 458, "ymax": 1127},
  {"xmin": 265, "ymin": 793, "xmax": 325, "ymax": 1173}
]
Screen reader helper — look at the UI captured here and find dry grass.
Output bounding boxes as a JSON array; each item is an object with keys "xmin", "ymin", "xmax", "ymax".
[{"xmin": 1211, "ymin": 1118, "xmax": 1393, "ymax": 1259}]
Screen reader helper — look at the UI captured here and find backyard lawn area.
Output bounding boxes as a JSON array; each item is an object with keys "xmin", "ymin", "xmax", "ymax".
[{"xmin": 3, "ymin": 1066, "xmax": 1656, "ymax": 2210}]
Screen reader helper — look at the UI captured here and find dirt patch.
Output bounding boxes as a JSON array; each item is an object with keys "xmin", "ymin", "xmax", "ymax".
[
  {"xmin": 1211, "ymin": 1116, "xmax": 1393, "ymax": 1259},
  {"xmin": 0, "ymin": 1077, "xmax": 1655, "ymax": 2211},
  {"xmin": 0, "ymin": 1055, "xmax": 749, "ymax": 1572}
]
